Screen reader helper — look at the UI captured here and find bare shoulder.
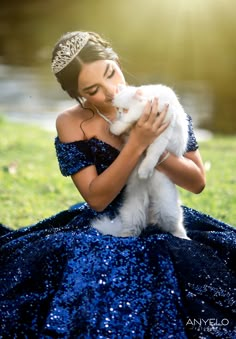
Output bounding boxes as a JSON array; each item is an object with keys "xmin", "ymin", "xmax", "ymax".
[{"xmin": 56, "ymin": 105, "xmax": 86, "ymax": 143}]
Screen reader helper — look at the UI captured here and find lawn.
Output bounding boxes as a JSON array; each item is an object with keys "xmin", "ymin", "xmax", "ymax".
[
  {"xmin": 0, "ymin": 117, "xmax": 235, "ymax": 229},
  {"xmin": 179, "ymin": 135, "xmax": 236, "ymax": 226}
]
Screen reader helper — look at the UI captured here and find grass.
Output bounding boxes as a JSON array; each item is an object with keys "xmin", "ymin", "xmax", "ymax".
[
  {"xmin": 0, "ymin": 117, "xmax": 80, "ymax": 229},
  {"xmin": 0, "ymin": 117, "xmax": 235, "ymax": 229},
  {"xmin": 179, "ymin": 135, "xmax": 236, "ymax": 226}
]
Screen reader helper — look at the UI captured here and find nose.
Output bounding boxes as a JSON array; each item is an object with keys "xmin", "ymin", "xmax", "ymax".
[{"xmin": 104, "ymin": 84, "xmax": 117, "ymax": 100}]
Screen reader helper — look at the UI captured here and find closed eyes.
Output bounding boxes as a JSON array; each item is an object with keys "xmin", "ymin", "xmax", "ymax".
[
  {"xmin": 107, "ymin": 69, "xmax": 115, "ymax": 79},
  {"xmin": 87, "ymin": 68, "xmax": 116, "ymax": 96}
]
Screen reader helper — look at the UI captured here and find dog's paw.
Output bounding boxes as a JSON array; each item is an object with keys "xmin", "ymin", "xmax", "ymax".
[
  {"xmin": 110, "ymin": 121, "xmax": 127, "ymax": 135},
  {"xmin": 138, "ymin": 165, "xmax": 153, "ymax": 179}
]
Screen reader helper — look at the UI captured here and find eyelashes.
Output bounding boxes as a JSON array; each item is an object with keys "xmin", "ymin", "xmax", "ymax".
[
  {"xmin": 88, "ymin": 68, "xmax": 116, "ymax": 96},
  {"xmin": 108, "ymin": 69, "xmax": 115, "ymax": 79},
  {"xmin": 89, "ymin": 88, "xmax": 98, "ymax": 96}
]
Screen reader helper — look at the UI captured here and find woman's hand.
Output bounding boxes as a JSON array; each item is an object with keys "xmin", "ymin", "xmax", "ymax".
[{"xmin": 128, "ymin": 97, "xmax": 169, "ymax": 152}]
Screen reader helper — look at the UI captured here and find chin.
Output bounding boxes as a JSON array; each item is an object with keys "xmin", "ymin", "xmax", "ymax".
[{"xmin": 101, "ymin": 102, "xmax": 115, "ymax": 113}]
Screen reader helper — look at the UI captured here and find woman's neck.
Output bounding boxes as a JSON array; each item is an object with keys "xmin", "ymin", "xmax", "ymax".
[{"xmin": 85, "ymin": 102, "xmax": 117, "ymax": 123}]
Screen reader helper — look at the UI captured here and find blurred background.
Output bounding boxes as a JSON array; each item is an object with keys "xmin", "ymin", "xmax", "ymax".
[{"xmin": 0, "ymin": 0, "xmax": 235, "ymax": 134}]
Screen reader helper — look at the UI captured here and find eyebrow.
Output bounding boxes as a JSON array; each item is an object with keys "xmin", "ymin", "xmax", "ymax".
[{"xmin": 82, "ymin": 63, "xmax": 110, "ymax": 92}]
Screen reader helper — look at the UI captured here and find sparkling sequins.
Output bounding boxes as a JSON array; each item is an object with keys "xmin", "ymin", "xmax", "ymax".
[
  {"xmin": 0, "ymin": 118, "xmax": 235, "ymax": 338},
  {"xmin": 1, "ymin": 206, "xmax": 235, "ymax": 338}
]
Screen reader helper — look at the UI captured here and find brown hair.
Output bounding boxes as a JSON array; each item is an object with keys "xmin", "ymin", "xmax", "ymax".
[{"xmin": 52, "ymin": 31, "xmax": 119, "ymax": 102}]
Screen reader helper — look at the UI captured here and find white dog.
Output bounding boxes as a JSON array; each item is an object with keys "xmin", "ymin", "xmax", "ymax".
[{"xmin": 92, "ymin": 84, "xmax": 190, "ymax": 239}]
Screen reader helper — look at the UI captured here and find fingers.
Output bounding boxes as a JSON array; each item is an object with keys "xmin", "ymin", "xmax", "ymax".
[
  {"xmin": 138, "ymin": 97, "xmax": 169, "ymax": 126},
  {"xmin": 153, "ymin": 101, "xmax": 169, "ymax": 127},
  {"xmin": 130, "ymin": 98, "xmax": 170, "ymax": 150},
  {"xmin": 154, "ymin": 119, "xmax": 170, "ymax": 135},
  {"xmin": 149, "ymin": 97, "xmax": 160, "ymax": 124},
  {"xmin": 138, "ymin": 100, "xmax": 152, "ymax": 125},
  {"xmin": 153, "ymin": 103, "xmax": 170, "ymax": 135}
]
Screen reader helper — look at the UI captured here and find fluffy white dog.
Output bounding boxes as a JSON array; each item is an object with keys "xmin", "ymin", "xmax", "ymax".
[{"xmin": 92, "ymin": 84, "xmax": 190, "ymax": 239}]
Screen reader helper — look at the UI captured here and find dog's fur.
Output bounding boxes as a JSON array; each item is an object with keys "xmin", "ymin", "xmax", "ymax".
[{"xmin": 91, "ymin": 84, "xmax": 190, "ymax": 239}]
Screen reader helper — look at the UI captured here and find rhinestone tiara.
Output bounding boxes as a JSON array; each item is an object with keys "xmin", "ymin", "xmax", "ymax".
[{"xmin": 51, "ymin": 31, "xmax": 90, "ymax": 74}]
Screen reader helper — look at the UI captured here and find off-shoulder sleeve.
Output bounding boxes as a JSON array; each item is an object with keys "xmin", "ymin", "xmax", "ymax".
[
  {"xmin": 186, "ymin": 115, "xmax": 199, "ymax": 152},
  {"xmin": 54, "ymin": 137, "xmax": 95, "ymax": 176}
]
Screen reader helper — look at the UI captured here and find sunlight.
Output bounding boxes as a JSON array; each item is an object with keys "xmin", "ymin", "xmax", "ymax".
[
  {"xmin": 153, "ymin": 0, "xmax": 234, "ymax": 80},
  {"xmin": 112, "ymin": 0, "xmax": 231, "ymax": 76}
]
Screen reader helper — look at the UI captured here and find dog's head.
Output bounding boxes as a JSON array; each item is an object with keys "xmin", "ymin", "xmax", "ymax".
[{"xmin": 113, "ymin": 85, "xmax": 145, "ymax": 116}]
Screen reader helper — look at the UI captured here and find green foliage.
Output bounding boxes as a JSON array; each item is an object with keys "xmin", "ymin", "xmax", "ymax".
[{"xmin": 0, "ymin": 119, "xmax": 235, "ymax": 229}]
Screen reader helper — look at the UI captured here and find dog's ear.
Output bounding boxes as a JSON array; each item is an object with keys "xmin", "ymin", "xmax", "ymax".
[
  {"xmin": 117, "ymin": 83, "xmax": 125, "ymax": 93},
  {"xmin": 134, "ymin": 89, "xmax": 144, "ymax": 101}
]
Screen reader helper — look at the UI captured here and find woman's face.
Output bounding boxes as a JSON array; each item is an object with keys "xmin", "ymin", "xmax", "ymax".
[{"xmin": 78, "ymin": 60, "xmax": 126, "ymax": 113}]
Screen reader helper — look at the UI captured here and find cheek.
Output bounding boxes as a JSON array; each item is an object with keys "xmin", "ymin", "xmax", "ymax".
[
  {"xmin": 116, "ymin": 71, "xmax": 125, "ymax": 85},
  {"xmin": 87, "ymin": 93, "xmax": 106, "ymax": 105}
]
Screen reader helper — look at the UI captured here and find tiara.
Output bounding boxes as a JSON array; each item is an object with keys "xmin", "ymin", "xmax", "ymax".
[{"xmin": 51, "ymin": 31, "xmax": 90, "ymax": 74}]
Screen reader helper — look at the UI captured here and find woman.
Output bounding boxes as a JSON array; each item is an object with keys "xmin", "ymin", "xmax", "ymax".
[{"xmin": 0, "ymin": 31, "xmax": 235, "ymax": 338}]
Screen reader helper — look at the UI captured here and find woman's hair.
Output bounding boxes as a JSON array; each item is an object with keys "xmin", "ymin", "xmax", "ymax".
[{"xmin": 52, "ymin": 31, "xmax": 119, "ymax": 102}]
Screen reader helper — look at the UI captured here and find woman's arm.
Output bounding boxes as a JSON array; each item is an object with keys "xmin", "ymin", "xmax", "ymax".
[
  {"xmin": 58, "ymin": 99, "xmax": 169, "ymax": 211},
  {"xmin": 156, "ymin": 149, "xmax": 206, "ymax": 194},
  {"xmin": 71, "ymin": 140, "xmax": 145, "ymax": 211}
]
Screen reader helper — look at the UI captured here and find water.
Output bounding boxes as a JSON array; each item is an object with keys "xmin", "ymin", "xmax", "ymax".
[
  {"xmin": 0, "ymin": 0, "xmax": 235, "ymax": 134},
  {"xmin": 0, "ymin": 64, "xmax": 213, "ymax": 141},
  {"xmin": 0, "ymin": 64, "xmax": 71, "ymax": 131}
]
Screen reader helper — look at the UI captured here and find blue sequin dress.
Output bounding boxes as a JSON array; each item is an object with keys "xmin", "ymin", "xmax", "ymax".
[{"xmin": 0, "ymin": 117, "xmax": 235, "ymax": 338}]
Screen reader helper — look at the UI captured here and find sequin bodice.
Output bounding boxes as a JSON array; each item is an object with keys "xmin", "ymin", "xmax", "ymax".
[{"xmin": 54, "ymin": 114, "xmax": 198, "ymax": 177}]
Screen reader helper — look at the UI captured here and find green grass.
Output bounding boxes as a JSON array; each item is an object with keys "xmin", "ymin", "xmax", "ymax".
[
  {"xmin": 0, "ymin": 117, "xmax": 235, "ymax": 229},
  {"xmin": 0, "ymin": 117, "xmax": 80, "ymax": 229},
  {"xmin": 179, "ymin": 135, "xmax": 236, "ymax": 226}
]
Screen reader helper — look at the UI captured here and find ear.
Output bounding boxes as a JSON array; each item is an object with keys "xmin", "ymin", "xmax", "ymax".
[
  {"xmin": 117, "ymin": 83, "xmax": 125, "ymax": 93},
  {"xmin": 134, "ymin": 89, "xmax": 143, "ymax": 101}
]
